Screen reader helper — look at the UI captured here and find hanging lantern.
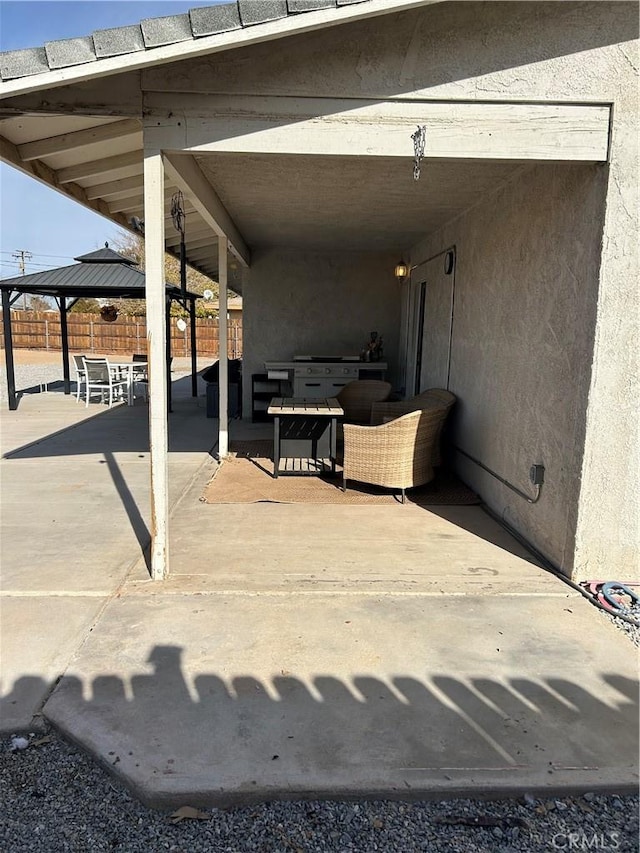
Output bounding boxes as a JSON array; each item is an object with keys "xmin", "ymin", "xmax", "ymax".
[{"xmin": 100, "ymin": 305, "xmax": 119, "ymax": 323}]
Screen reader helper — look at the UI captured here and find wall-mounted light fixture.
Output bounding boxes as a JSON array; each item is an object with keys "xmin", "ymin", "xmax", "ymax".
[{"xmin": 394, "ymin": 259, "xmax": 409, "ymax": 281}]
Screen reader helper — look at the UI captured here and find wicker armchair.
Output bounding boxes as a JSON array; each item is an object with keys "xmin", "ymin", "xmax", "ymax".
[
  {"xmin": 342, "ymin": 407, "xmax": 449, "ymax": 503},
  {"xmin": 336, "ymin": 380, "xmax": 392, "ymax": 425},
  {"xmin": 370, "ymin": 388, "xmax": 456, "ymax": 465}
]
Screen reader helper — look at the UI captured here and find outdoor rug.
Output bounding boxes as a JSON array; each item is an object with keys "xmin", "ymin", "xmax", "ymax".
[{"xmin": 201, "ymin": 440, "xmax": 481, "ymax": 506}]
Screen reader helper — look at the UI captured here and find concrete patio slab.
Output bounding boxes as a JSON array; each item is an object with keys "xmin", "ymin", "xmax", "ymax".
[
  {"xmin": 155, "ymin": 501, "xmax": 563, "ymax": 596},
  {"xmin": 0, "ymin": 369, "xmax": 217, "ymax": 729},
  {"xmin": 0, "ymin": 595, "xmax": 106, "ymax": 733},
  {"xmin": 44, "ymin": 591, "xmax": 639, "ymax": 808}
]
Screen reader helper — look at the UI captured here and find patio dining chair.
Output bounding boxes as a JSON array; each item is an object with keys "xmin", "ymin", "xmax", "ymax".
[
  {"xmin": 83, "ymin": 357, "xmax": 128, "ymax": 408},
  {"xmin": 131, "ymin": 353, "xmax": 148, "ymax": 379},
  {"xmin": 72, "ymin": 354, "xmax": 87, "ymax": 402},
  {"xmin": 131, "ymin": 353, "xmax": 149, "ymax": 402}
]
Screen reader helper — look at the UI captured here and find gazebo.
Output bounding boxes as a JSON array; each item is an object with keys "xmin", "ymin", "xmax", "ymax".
[{"xmin": 0, "ymin": 244, "xmax": 201, "ymax": 410}]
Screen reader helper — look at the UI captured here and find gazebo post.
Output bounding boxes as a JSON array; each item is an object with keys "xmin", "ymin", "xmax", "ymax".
[
  {"xmin": 166, "ymin": 294, "xmax": 173, "ymax": 414},
  {"xmin": 2, "ymin": 289, "xmax": 17, "ymax": 410},
  {"xmin": 59, "ymin": 296, "xmax": 71, "ymax": 395},
  {"xmin": 190, "ymin": 296, "xmax": 197, "ymax": 397}
]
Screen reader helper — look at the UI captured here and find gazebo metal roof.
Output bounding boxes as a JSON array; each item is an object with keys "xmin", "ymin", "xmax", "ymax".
[{"xmin": 0, "ymin": 243, "xmax": 200, "ymax": 301}]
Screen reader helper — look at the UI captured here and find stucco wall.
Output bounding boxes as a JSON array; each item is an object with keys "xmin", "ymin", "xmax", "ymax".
[
  {"xmin": 243, "ymin": 248, "xmax": 400, "ymax": 415},
  {"xmin": 408, "ymin": 163, "xmax": 608, "ymax": 575}
]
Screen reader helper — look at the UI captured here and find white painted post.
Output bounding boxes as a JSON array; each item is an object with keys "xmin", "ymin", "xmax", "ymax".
[
  {"xmin": 144, "ymin": 148, "xmax": 169, "ymax": 580},
  {"xmin": 218, "ymin": 236, "xmax": 229, "ymax": 458}
]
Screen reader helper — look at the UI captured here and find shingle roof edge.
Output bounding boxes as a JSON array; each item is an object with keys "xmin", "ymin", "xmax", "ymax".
[{"xmin": 0, "ymin": 0, "xmax": 371, "ymax": 82}]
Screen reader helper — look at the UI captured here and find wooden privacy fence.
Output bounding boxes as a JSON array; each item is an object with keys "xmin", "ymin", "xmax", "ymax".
[{"xmin": 0, "ymin": 311, "xmax": 242, "ymax": 358}]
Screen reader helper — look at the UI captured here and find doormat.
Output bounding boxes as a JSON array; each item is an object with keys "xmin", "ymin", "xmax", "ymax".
[{"xmin": 201, "ymin": 440, "xmax": 481, "ymax": 506}]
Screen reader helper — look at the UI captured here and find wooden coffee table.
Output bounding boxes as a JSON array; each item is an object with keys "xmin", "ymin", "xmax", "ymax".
[{"xmin": 267, "ymin": 397, "xmax": 344, "ymax": 478}]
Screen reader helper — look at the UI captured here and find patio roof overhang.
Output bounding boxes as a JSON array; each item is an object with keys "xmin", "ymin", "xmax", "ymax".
[{"xmin": 0, "ymin": 0, "xmax": 612, "ymax": 290}]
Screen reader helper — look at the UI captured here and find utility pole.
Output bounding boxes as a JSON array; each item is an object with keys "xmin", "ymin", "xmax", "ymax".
[{"xmin": 12, "ymin": 249, "xmax": 32, "ymax": 309}]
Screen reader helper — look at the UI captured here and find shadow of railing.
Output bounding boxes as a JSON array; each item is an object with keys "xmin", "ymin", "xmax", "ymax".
[{"xmin": 2, "ymin": 646, "xmax": 637, "ymax": 808}]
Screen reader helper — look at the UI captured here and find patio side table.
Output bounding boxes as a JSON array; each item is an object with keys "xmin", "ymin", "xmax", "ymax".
[{"xmin": 267, "ymin": 397, "xmax": 343, "ymax": 478}]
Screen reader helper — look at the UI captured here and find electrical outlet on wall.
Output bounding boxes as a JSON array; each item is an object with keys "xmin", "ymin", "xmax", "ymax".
[{"xmin": 529, "ymin": 464, "xmax": 545, "ymax": 486}]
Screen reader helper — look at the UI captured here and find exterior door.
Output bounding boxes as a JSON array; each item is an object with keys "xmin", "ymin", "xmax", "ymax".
[{"xmin": 413, "ymin": 252, "xmax": 454, "ymax": 393}]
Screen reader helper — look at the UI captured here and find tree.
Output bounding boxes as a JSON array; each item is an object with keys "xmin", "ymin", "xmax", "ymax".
[
  {"xmin": 28, "ymin": 295, "xmax": 53, "ymax": 312},
  {"xmin": 110, "ymin": 231, "xmax": 226, "ymax": 318},
  {"xmin": 69, "ymin": 297, "xmax": 101, "ymax": 314}
]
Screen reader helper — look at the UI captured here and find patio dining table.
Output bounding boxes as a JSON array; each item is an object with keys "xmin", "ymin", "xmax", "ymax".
[{"xmin": 108, "ymin": 360, "xmax": 147, "ymax": 406}]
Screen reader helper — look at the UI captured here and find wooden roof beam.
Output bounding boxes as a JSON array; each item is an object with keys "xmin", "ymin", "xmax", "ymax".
[
  {"xmin": 57, "ymin": 150, "xmax": 141, "ymax": 183},
  {"xmin": 146, "ymin": 95, "xmax": 611, "ymax": 163},
  {"xmin": 163, "ymin": 152, "xmax": 250, "ymax": 267},
  {"xmin": 17, "ymin": 118, "xmax": 141, "ymax": 162},
  {"xmin": 0, "ymin": 132, "xmax": 130, "ymax": 230}
]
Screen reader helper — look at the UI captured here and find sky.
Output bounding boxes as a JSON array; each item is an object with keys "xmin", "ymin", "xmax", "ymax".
[{"xmin": 0, "ymin": 1, "xmax": 220, "ymax": 280}]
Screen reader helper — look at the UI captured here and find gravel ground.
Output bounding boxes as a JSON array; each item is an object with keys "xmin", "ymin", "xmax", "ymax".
[
  {"xmin": 0, "ymin": 361, "xmax": 67, "ymax": 402},
  {"xmin": 601, "ymin": 606, "xmax": 640, "ymax": 648},
  {"xmin": 0, "ymin": 729, "xmax": 638, "ymax": 853}
]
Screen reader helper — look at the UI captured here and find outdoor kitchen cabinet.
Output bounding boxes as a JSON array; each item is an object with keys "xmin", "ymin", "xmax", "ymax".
[{"xmin": 252, "ymin": 373, "xmax": 288, "ymax": 422}]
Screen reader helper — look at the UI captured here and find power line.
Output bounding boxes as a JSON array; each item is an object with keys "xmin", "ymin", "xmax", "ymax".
[
  {"xmin": 2, "ymin": 260, "xmax": 71, "ymax": 269},
  {"xmin": 0, "ymin": 250, "xmax": 75, "ymax": 260}
]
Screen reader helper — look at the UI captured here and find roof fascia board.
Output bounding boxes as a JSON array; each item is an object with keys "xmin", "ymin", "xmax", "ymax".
[{"xmin": 0, "ymin": 0, "xmax": 440, "ymax": 100}]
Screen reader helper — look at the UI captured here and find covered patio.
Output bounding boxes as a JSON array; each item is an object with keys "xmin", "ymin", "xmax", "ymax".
[
  {"xmin": 1, "ymin": 384, "xmax": 637, "ymax": 804},
  {"xmin": 0, "ymin": 0, "xmax": 635, "ymax": 587}
]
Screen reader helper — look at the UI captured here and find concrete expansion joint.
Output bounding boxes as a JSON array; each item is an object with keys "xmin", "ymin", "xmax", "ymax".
[
  {"xmin": 0, "ymin": 591, "xmax": 111, "ymax": 598},
  {"xmin": 118, "ymin": 588, "xmax": 581, "ymax": 598}
]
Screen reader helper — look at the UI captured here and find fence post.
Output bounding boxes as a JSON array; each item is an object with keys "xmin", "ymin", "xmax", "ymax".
[
  {"xmin": 45, "ymin": 319, "xmax": 49, "ymax": 350},
  {"xmin": 90, "ymin": 319, "xmax": 94, "ymax": 352}
]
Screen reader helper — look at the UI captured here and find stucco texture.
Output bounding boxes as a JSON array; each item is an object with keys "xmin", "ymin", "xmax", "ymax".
[
  {"xmin": 409, "ymin": 163, "xmax": 608, "ymax": 576},
  {"xmin": 243, "ymin": 248, "xmax": 400, "ymax": 413}
]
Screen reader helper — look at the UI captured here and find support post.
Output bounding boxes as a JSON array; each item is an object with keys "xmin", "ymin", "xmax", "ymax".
[
  {"xmin": 190, "ymin": 297, "xmax": 197, "ymax": 397},
  {"xmin": 166, "ymin": 295, "xmax": 173, "ymax": 414},
  {"xmin": 218, "ymin": 236, "xmax": 229, "ymax": 458},
  {"xmin": 144, "ymin": 147, "xmax": 169, "ymax": 581},
  {"xmin": 2, "ymin": 290, "xmax": 17, "ymax": 410},
  {"xmin": 59, "ymin": 296, "xmax": 71, "ymax": 395}
]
